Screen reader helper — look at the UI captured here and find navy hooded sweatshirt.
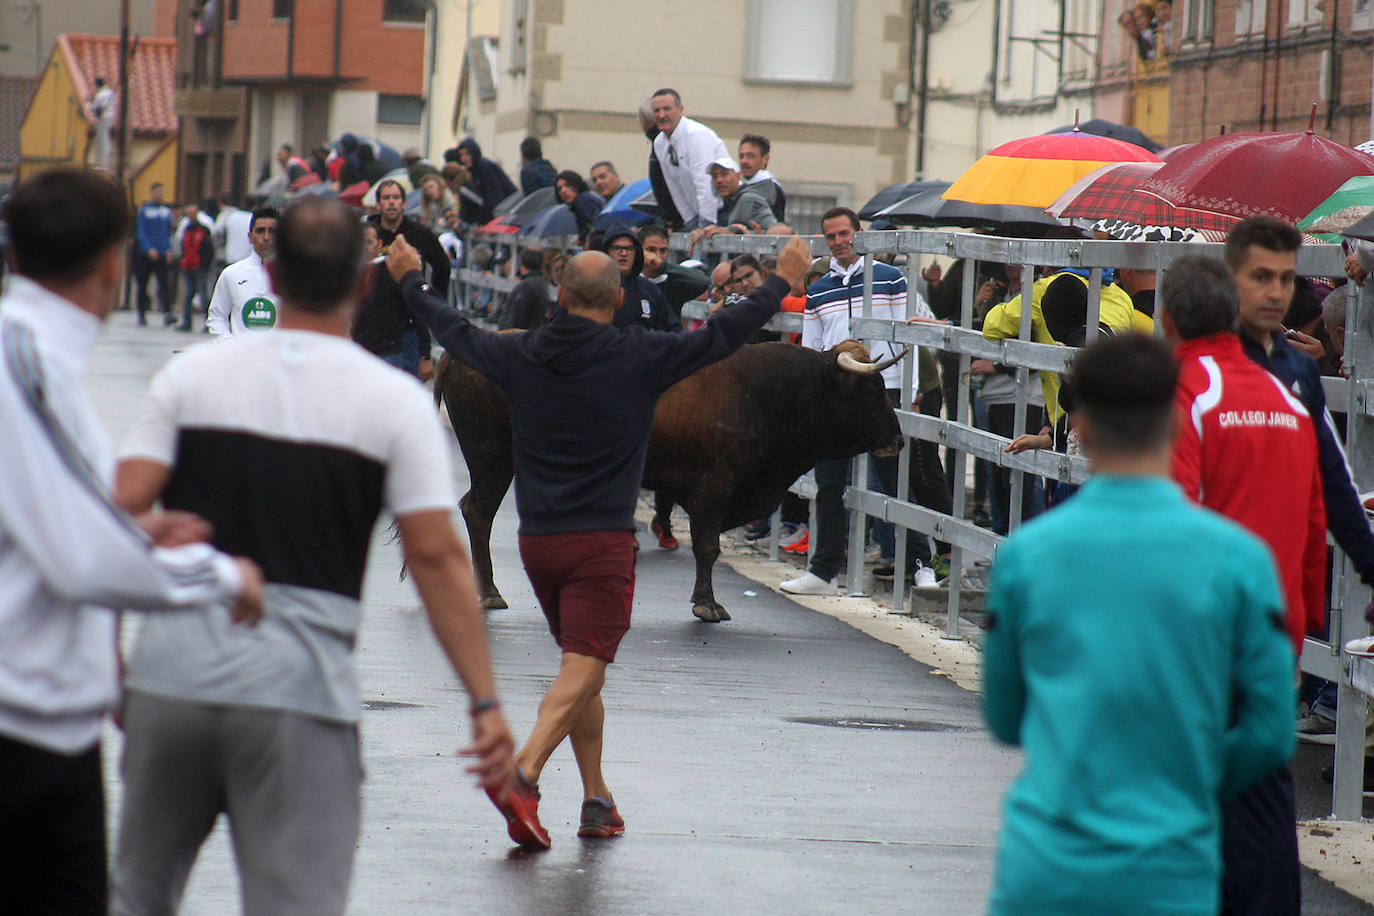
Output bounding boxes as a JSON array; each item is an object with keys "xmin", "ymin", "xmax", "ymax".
[
  {"xmin": 399, "ymin": 269, "xmax": 788, "ymax": 534},
  {"xmin": 456, "ymin": 138, "xmax": 517, "ymax": 224},
  {"xmin": 595, "ymin": 224, "xmax": 678, "ymax": 332}
]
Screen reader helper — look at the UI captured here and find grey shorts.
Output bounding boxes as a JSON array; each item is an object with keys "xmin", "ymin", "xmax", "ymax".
[{"xmin": 112, "ymin": 691, "xmax": 363, "ymax": 916}]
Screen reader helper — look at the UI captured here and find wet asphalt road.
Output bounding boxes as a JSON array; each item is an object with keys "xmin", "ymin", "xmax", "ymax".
[{"xmin": 87, "ymin": 311, "xmax": 1372, "ymax": 914}]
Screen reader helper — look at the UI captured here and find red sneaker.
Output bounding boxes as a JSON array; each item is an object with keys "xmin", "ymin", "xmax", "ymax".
[
  {"xmin": 783, "ymin": 532, "xmax": 809, "ymax": 554},
  {"xmin": 486, "ymin": 768, "xmax": 551, "ymax": 849},
  {"xmin": 651, "ymin": 517, "xmax": 679, "ymax": 551},
  {"xmin": 577, "ymin": 797, "xmax": 625, "ymax": 838}
]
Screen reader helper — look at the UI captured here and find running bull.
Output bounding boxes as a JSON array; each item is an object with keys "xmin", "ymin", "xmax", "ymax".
[{"xmin": 438, "ymin": 339, "xmax": 906, "ymax": 622}]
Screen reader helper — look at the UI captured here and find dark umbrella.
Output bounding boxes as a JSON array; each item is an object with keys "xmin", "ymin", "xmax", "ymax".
[
  {"xmin": 1046, "ymin": 118, "xmax": 1164, "ymax": 153},
  {"xmin": 858, "ymin": 180, "xmax": 951, "ymax": 220},
  {"xmin": 1340, "ymin": 209, "xmax": 1374, "ymax": 243},
  {"xmin": 504, "ymin": 187, "xmax": 560, "ymax": 225},
  {"xmin": 876, "ymin": 187, "xmax": 1064, "ymax": 233},
  {"xmin": 628, "ymin": 187, "xmax": 659, "ymax": 218},
  {"xmin": 519, "ymin": 204, "xmax": 579, "ymax": 239}
]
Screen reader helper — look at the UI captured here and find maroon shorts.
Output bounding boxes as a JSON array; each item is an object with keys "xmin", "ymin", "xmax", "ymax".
[{"xmin": 517, "ymin": 530, "xmax": 638, "ymax": 663}]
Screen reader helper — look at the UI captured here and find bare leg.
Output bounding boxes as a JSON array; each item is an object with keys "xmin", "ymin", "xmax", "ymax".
[
  {"xmin": 569, "ymin": 694, "xmax": 610, "ymax": 801},
  {"xmin": 515, "ymin": 652, "xmax": 607, "ymax": 786}
]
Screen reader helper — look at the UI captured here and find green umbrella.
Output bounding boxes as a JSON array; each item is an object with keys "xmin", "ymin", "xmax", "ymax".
[{"xmin": 1297, "ymin": 175, "xmax": 1374, "ymax": 239}]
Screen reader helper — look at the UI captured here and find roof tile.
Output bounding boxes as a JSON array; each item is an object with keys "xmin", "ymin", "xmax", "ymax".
[{"xmin": 61, "ymin": 33, "xmax": 177, "ymax": 136}]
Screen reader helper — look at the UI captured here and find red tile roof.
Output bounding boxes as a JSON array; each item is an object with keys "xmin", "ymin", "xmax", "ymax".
[{"xmin": 59, "ymin": 34, "xmax": 177, "ymax": 136}]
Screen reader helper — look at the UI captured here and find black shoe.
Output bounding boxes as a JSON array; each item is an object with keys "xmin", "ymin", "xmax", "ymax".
[
  {"xmin": 162, "ymin": 312, "xmax": 177, "ymax": 326},
  {"xmin": 971, "ymin": 506, "xmax": 993, "ymax": 528},
  {"xmin": 873, "ymin": 564, "xmax": 895, "ymax": 580},
  {"xmin": 176, "ymin": 323, "xmax": 193, "ymax": 332}
]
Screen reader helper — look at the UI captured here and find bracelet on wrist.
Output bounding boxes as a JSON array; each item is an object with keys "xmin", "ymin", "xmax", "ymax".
[{"xmin": 469, "ymin": 697, "xmax": 501, "ymax": 716}]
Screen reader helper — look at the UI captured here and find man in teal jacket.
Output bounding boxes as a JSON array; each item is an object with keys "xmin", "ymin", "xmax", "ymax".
[{"xmin": 983, "ymin": 334, "xmax": 1295, "ymax": 915}]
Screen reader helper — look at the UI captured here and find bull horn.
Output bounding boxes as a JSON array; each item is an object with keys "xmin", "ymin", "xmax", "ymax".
[{"xmin": 837, "ymin": 347, "xmax": 911, "ymax": 376}]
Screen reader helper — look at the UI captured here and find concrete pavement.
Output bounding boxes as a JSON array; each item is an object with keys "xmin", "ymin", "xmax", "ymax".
[{"xmin": 85, "ymin": 310, "xmax": 1373, "ymax": 914}]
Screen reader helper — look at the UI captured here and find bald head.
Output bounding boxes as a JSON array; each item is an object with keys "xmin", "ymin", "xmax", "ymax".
[{"xmin": 558, "ymin": 250, "xmax": 623, "ymax": 317}]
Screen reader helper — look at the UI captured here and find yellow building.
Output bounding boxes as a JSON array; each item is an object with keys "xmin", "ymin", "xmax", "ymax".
[{"xmin": 19, "ymin": 33, "xmax": 178, "ymax": 201}]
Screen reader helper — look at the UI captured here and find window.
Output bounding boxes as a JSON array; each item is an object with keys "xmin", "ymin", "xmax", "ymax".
[
  {"xmin": 227, "ymin": 0, "xmax": 238, "ymax": 21},
  {"xmin": 1352, "ymin": 0, "xmax": 1373, "ymax": 31},
  {"xmin": 383, "ymin": 0, "xmax": 427, "ymax": 24},
  {"xmin": 784, "ymin": 183, "xmax": 848, "ymax": 236},
  {"xmin": 1287, "ymin": 0, "xmax": 1321, "ymax": 27},
  {"xmin": 746, "ymin": 0, "xmax": 854, "ymax": 86},
  {"xmin": 507, "ymin": 0, "xmax": 528, "ymax": 75},
  {"xmin": 272, "ymin": 0, "xmax": 292, "ymax": 20},
  {"xmin": 1181, "ymin": 0, "xmax": 1214, "ymax": 44},
  {"xmin": 1234, "ymin": 0, "xmax": 1267, "ymax": 36},
  {"xmin": 377, "ymin": 94, "xmax": 424, "ymax": 126}
]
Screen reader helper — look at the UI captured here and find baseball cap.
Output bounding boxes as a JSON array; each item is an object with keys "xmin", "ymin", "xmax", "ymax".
[{"xmin": 706, "ymin": 156, "xmax": 740, "ymax": 175}]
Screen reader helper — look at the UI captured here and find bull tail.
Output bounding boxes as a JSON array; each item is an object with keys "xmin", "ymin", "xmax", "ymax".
[{"xmin": 433, "ymin": 352, "xmax": 456, "ymax": 411}]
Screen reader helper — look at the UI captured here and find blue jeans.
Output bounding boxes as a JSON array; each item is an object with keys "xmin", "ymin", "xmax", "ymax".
[{"xmin": 180, "ymin": 267, "xmax": 207, "ymax": 328}]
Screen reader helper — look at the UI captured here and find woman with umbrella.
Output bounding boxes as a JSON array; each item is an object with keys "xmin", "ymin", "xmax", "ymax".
[{"xmin": 555, "ymin": 170, "xmax": 604, "ymax": 244}]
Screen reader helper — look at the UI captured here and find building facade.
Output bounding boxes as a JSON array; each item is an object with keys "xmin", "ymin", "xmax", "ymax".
[{"xmin": 166, "ymin": 0, "xmax": 432, "ymax": 204}]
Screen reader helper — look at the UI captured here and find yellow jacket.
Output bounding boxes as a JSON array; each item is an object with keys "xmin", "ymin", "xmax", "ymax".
[{"xmin": 981, "ymin": 273, "xmax": 1152, "ymax": 421}]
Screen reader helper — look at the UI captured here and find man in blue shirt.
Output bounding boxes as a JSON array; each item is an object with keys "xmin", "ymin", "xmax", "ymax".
[
  {"xmin": 984, "ymin": 334, "xmax": 1294, "ymax": 915},
  {"xmin": 133, "ymin": 183, "xmax": 175, "ymax": 326}
]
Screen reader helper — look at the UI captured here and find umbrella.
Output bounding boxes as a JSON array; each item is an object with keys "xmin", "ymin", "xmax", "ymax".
[
  {"xmin": 943, "ymin": 130, "xmax": 1161, "ymax": 209},
  {"xmin": 877, "ymin": 187, "xmax": 1064, "ymax": 233},
  {"xmin": 599, "ymin": 178, "xmax": 654, "ymax": 223},
  {"xmin": 504, "ymin": 187, "xmax": 560, "ymax": 225},
  {"xmin": 1089, "ymin": 218, "xmax": 1224, "ymax": 242},
  {"xmin": 1047, "ymin": 161, "xmax": 1165, "ymax": 221},
  {"xmin": 1137, "ymin": 110, "xmax": 1374, "ymax": 227},
  {"xmin": 1297, "ymin": 175, "xmax": 1374, "ymax": 235},
  {"xmin": 1341, "ymin": 210, "xmax": 1374, "ymax": 242},
  {"xmin": 1046, "ymin": 118, "xmax": 1163, "ymax": 153},
  {"xmin": 519, "ymin": 204, "xmax": 578, "ymax": 239},
  {"xmin": 337, "ymin": 181, "xmax": 371, "ymax": 207},
  {"xmin": 476, "ymin": 216, "xmax": 519, "ymax": 235},
  {"xmin": 627, "ymin": 187, "xmax": 659, "ymax": 218},
  {"xmin": 858, "ymin": 180, "xmax": 951, "ymax": 220}
]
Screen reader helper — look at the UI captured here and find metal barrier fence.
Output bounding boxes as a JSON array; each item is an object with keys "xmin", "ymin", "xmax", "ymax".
[{"xmin": 450, "ymin": 227, "xmax": 1373, "ymax": 820}]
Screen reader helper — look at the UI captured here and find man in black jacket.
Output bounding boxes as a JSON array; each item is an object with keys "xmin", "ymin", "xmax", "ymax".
[
  {"xmin": 353, "ymin": 223, "xmax": 432, "ymax": 375},
  {"xmin": 369, "ymin": 179, "xmax": 448, "ymax": 377},
  {"xmin": 596, "ymin": 223, "xmax": 677, "ymax": 333},
  {"xmin": 500, "ymin": 248, "xmax": 551, "ymax": 330},
  {"xmin": 388, "ymin": 232, "xmax": 809, "ymax": 851}
]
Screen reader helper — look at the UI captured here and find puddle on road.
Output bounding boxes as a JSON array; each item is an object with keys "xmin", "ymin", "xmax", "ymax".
[{"xmin": 786, "ymin": 715, "xmax": 976, "ymax": 732}]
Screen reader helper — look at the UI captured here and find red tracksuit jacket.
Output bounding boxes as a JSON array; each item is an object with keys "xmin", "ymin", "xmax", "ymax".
[{"xmin": 1171, "ymin": 333, "xmax": 1326, "ymax": 654}]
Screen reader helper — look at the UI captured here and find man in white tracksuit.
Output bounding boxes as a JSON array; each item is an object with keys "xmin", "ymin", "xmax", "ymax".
[
  {"xmin": 0, "ymin": 167, "xmax": 264, "ymax": 915},
  {"xmin": 649, "ymin": 88, "xmax": 727, "ymax": 230},
  {"xmin": 206, "ymin": 207, "xmax": 279, "ymax": 339}
]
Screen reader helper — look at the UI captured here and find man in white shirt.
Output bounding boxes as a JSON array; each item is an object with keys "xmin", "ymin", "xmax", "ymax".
[
  {"xmin": 206, "ymin": 207, "xmax": 279, "ymax": 339},
  {"xmin": 0, "ymin": 167, "xmax": 263, "ymax": 916},
  {"xmin": 211, "ymin": 192, "xmax": 252, "ymax": 281},
  {"xmin": 649, "ymin": 88, "xmax": 727, "ymax": 230},
  {"xmin": 85, "ymin": 77, "xmax": 116, "ymax": 171}
]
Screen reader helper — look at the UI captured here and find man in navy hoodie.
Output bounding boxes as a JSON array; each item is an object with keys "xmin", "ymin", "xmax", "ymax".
[{"xmin": 388, "ymin": 233, "xmax": 808, "ymax": 850}]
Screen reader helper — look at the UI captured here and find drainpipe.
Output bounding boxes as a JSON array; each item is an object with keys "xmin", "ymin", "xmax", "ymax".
[{"xmin": 914, "ymin": 0, "xmax": 932, "ymax": 176}]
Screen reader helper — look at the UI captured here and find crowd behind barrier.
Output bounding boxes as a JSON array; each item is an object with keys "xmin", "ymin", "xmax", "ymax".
[{"xmin": 449, "ymin": 225, "xmax": 1373, "ymax": 820}]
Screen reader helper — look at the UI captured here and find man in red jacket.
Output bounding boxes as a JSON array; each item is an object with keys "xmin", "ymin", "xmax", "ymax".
[{"xmin": 1161, "ymin": 254, "xmax": 1321, "ymax": 916}]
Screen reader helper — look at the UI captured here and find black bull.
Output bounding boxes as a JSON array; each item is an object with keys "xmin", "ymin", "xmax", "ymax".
[{"xmin": 436, "ymin": 339, "xmax": 904, "ymax": 622}]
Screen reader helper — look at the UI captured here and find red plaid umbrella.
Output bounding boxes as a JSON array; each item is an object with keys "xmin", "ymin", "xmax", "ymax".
[
  {"xmin": 1137, "ymin": 110, "xmax": 1374, "ymax": 224},
  {"xmin": 1047, "ymin": 161, "xmax": 1163, "ymax": 220}
]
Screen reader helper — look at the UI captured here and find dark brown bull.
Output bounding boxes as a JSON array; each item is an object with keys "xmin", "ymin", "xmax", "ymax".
[{"xmin": 436, "ymin": 339, "xmax": 904, "ymax": 622}]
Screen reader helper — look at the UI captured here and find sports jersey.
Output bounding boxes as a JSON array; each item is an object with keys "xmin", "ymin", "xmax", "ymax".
[
  {"xmin": 206, "ymin": 252, "xmax": 278, "ymax": 339},
  {"xmin": 118, "ymin": 330, "xmax": 455, "ymax": 722}
]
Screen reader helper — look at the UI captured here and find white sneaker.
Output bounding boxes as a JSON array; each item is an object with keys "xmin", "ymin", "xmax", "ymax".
[
  {"xmin": 779, "ymin": 571, "xmax": 838, "ymax": 596},
  {"xmin": 913, "ymin": 564, "xmax": 938, "ymax": 588}
]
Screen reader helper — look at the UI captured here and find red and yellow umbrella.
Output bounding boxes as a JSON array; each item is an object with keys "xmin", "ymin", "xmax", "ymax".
[{"xmin": 943, "ymin": 131, "xmax": 1161, "ymax": 209}]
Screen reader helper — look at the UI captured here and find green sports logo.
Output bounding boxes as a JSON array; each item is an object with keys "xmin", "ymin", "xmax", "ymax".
[{"xmin": 241, "ymin": 297, "xmax": 277, "ymax": 329}]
